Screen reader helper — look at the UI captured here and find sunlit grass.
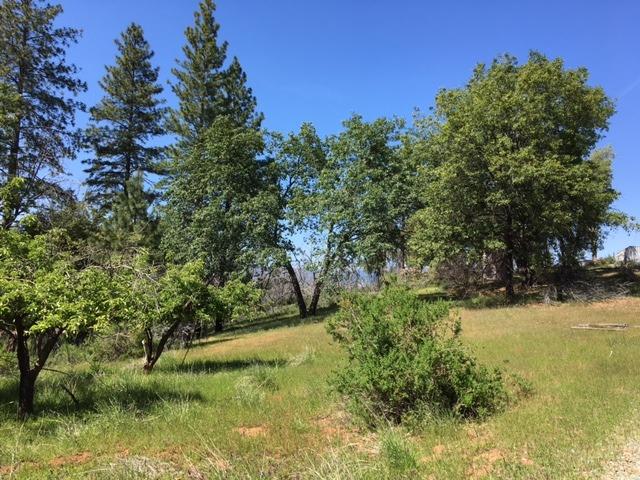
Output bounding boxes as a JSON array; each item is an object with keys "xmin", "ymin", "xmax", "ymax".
[{"xmin": 0, "ymin": 298, "xmax": 639, "ymax": 478}]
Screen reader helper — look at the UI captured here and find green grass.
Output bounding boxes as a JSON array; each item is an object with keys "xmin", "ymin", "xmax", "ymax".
[{"xmin": 1, "ymin": 298, "xmax": 640, "ymax": 478}]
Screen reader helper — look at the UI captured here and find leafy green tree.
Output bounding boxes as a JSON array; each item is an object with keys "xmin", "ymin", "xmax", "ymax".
[
  {"xmin": 124, "ymin": 259, "xmax": 261, "ymax": 373},
  {"xmin": 0, "ymin": 0, "xmax": 86, "ymax": 228},
  {"xmin": 83, "ymin": 23, "xmax": 166, "ymax": 211},
  {"xmin": 289, "ymin": 116, "xmax": 420, "ymax": 315},
  {"xmin": 0, "ymin": 228, "xmax": 127, "ymax": 418},
  {"xmin": 125, "ymin": 260, "xmax": 220, "ymax": 373},
  {"xmin": 409, "ymin": 52, "xmax": 618, "ymax": 298},
  {"xmin": 267, "ymin": 123, "xmax": 327, "ymax": 317},
  {"xmin": 328, "ymin": 116, "xmax": 420, "ymax": 278},
  {"xmin": 168, "ymin": 0, "xmax": 261, "ymax": 148},
  {"xmin": 162, "ymin": 0, "xmax": 266, "ymax": 330},
  {"xmin": 552, "ymin": 146, "xmax": 623, "ymax": 279},
  {"xmin": 0, "ymin": 78, "xmax": 20, "ymax": 170},
  {"xmin": 162, "ymin": 117, "xmax": 268, "ymax": 329}
]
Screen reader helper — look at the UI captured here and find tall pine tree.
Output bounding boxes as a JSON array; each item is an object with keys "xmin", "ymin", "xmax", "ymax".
[
  {"xmin": 0, "ymin": 0, "xmax": 86, "ymax": 228},
  {"xmin": 84, "ymin": 23, "xmax": 166, "ymax": 211},
  {"xmin": 163, "ymin": 1, "xmax": 267, "ymax": 331},
  {"xmin": 167, "ymin": 0, "xmax": 262, "ymax": 148}
]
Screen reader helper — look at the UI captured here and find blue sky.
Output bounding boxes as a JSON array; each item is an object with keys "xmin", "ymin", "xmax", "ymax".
[{"xmin": 58, "ymin": 0, "xmax": 640, "ymax": 256}]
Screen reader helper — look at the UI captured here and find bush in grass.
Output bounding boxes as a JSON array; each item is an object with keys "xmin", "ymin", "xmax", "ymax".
[{"xmin": 327, "ymin": 284, "xmax": 506, "ymax": 424}]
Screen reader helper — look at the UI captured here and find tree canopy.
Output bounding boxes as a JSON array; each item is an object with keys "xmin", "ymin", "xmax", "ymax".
[
  {"xmin": 408, "ymin": 52, "xmax": 619, "ymax": 297},
  {"xmin": 83, "ymin": 23, "xmax": 166, "ymax": 211},
  {"xmin": 0, "ymin": 0, "xmax": 86, "ymax": 228}
]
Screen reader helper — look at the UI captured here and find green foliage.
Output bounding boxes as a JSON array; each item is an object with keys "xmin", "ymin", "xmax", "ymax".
[
  {"xmin": 218, "ymin": 278, "xmax": 263, "ymax": 323},
  {"xmin": 121, "ymin": 257, "xmax": 261, "ymax": 370},
  {"xmin": 97, "ymin": 175, "xmax": 161, "ymax": 255},
  {"xmin": 324, "ymin": 115, "xmax": 421, "ymax": 275},
  {"xmin": 0, "ymin": 0, "xmax": 86, "ymax": 227},
  {"xmin": 0, "ymin": 79, "xmax": 20, "ymax": 175},
  {"xmin": 162, "ymin": 0, "xmax": 269, "ymax": 294},
  {"xmin": 168, "ymin": 0, "xmax": 261, "ymax": 148},
  {"xmin": 327, "ymin": 285, "xmax": 506, "ymax": 424},
  {"xmin": 77, "ymin": 328, "xmax": 142, "ymax": 363},
  {"xmin": 303, "ymin": 115, "xmax": 420, "ymax": 276},
  {"xmin": 0, "ymin": 227, "xmax": 130, "ymax": 415},
  {"xmin": 409, "ymin": 52, "xmax": 619, "ymax": 294},
  {"xmin": 270, "ymin": 115, "xmax": 422, "ymax": 314},
  {"xmin": 0, "ymin": 229, "xmax": 127, "ymax": 336},
  {"xmin": 162, "ymin": 116, "xmax": 268, "ymax": 285},
  {"xmin": 83, "ymin": 22, "xmax": 166, "ymax": 211},
  {"xmin": 128, "ymin": 260, "xmax": 222, "ymax": 334}
]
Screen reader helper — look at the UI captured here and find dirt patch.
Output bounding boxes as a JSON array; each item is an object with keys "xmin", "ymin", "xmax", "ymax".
[
  {"xmin": 421, "ymin": 444, "xmax": 447, "ymax": 464},
  {"xmin": 432, "ymin": 444, "xmax": 446, "ymax": 456},
  {"xmin": 49, "ymin": 451, "xmax": 93, "ymax": 468},
  {"xmin": 465, "ymin": 425, "xmax": 494, "ymax": 445},
  {"xmin": 314, "ymin": 412, "xmax": 378, "ymax": 454},
  {"xmin": 234, "ymin": 425, "xmax": 268, "ymax": 438},
  {"xmin": 602, "ymin": 439, "xmax": 640, "ymax": 479},
  {"xmin": 520, "ymin": 454, "xmax": 534, "ymax": 466},
  {"xmin": 0, "ymin": 465, "xmax": 16, "ymax": 476},
  {"xmin": 316, "ymin": 415, "xmax": 350, "ymax": 441},
  {"xmin": 156, "ymin": 445, "xmax": 183, "ymax": 463},
  {"xmin": 466, "ymin": 448, "xmax": 505, "ymax": 479}
]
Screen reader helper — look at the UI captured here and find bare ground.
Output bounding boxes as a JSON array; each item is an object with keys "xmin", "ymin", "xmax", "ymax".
[{"xmin": 602, "ymin": 440, "xmax": 640, "ymax": 479}]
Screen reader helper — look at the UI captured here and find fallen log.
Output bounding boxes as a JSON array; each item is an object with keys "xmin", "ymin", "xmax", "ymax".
[{"xmin": 571, "ymin": 323, "xmax": 629, "ymax": 331}]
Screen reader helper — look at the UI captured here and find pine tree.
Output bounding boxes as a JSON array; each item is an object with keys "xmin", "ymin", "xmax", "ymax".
[
  {"xmin": 168, "ymin": 0, "xmax": 262, "ymax": 148},
  {"xmin": 83, "ymin": 23, "xmax": 166, "ymax": 211},
  {"xmin": 162, "ymin": 0, "xmax": 268, "ymax": 332},
  {"xmin": 99, "ymin": 174, "xmax": 161, "ymax": 255},
  {"xmin": 0, "ymin": 0, "xmax": 86, "ymax": 228}
]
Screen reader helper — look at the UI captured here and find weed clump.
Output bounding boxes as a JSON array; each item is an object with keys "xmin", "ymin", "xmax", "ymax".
[{"xmin": 327, "ymin": 284, "xmax": 506, "ymax": 425}]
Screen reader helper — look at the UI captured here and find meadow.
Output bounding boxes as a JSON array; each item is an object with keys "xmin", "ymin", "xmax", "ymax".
[{"xmin": 1, "ymin": 297, "xmax": 639, "ymax": 479}]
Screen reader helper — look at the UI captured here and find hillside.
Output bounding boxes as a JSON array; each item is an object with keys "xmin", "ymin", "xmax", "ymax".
[{"xmin": 1, "ymin": 297, "xmax": 640, "ymax": 478}]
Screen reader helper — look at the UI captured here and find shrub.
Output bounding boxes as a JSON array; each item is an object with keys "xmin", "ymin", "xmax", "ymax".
[{"xmin": 327, "ymin": 284, "xmax": 506, "ymax": 424}]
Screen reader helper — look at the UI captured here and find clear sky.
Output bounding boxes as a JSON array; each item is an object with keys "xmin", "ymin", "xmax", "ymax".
[{"xmin": 57, "ymin": 0, "xmax": 640, "ymax": 256}]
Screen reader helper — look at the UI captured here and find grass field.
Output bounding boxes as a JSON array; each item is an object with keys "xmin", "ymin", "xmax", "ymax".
[{"xmin": 1, "ymin": 298, "xmax": 640, "ymax": 479}]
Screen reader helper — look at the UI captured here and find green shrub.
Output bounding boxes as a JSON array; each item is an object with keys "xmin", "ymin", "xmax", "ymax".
[{"xmin": 327, "ymin": 284, "xmax": 506, "ymax": 424}]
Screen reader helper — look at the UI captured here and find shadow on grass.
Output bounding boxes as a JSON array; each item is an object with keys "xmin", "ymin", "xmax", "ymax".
[
  {"xmin": 158, "ymin": 357, "xmax": 286, "ymax": 374},
  {"xmin": 416, "ymin": 291, "xmax": 453, "ymax": 302},
  {"xmin": 0, "ymin": 372, "xmax": 205, "ymax": 420},
  {"xmin": 212, "ymin": 304, "xmax": 339, "ymax": 339}
]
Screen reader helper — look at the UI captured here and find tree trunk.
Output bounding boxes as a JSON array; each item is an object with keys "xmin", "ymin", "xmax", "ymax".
[
  {"xmin": 503, "ymin": 210, "xmax": 516, "ymax": 301},
  {"xmin": 504, "ymin": 254, "xmax": 515, "ymax": 300},
  {"xmin": 309, "ymin": 256, "xmax": 332, "ymax": 316},
  {"xmin": 214, "ymin": 273, "xmax": 226, "ymax": 332},
  {"xmin": 214, "ymin": 317, "xmax": 224, "ymax": 333},
  {"xmin": 308, "ymin": 230, "xmax": 340, "ymax": 316},
  {"xmin": 142, "ymin": 319, "xmax": 182, "ymax": 374},
  {"xmin": 143, "ymin": 361, "xmax": 154, "ymax": 374},
  {"xmin": 3, "ymin": 27, "xmax": 27, "ymax": 230},
  {"xmin": 15, "ymin": 322, "xmax": 38, "ymax": 419},
  {"xmin": 285, "ymin": 261, "xmax": 307, "ymax": 318},
  {"xmin": 308, "ymin": 281, "xmax": 322, "ymax": 317},
  {"xmin": 142, "ymin": 328, "xmax": 154, "ymax": 373},
  {"xmin": 18, "ymin": 370, "xmax": 36, "ymax": 420}
]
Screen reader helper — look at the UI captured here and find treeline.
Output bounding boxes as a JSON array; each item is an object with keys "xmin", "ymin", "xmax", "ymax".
[{"xmin": 0, "ymin": 0, "xmax": 625, "ymax": 417}]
